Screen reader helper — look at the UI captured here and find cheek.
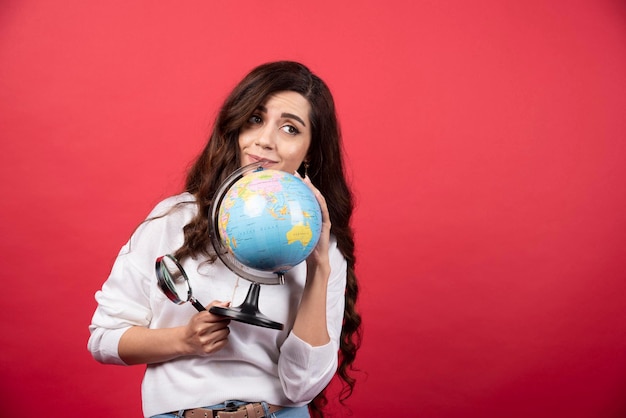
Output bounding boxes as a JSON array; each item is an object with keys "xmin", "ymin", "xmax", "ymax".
[
  {"xmin": 238, "ymin": 132, "xmax": 250, "ymax": 150},
  {"xmin": 284, "ymin": 143, "xmax": 309, "ymax": 163},
  {"xmin": 292, "ymin": 135, "xmax": 311, "ymax": 156}
]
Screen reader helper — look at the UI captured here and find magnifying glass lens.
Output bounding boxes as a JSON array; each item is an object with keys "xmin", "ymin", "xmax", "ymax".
[
  {"xmin": 156, "ymin": 255, "xmax": 207, "ymax": 313},
  {"xmin": 161, "ymin": 256, "xmax": 191, "ymax": 299},
  {"xmin": 156, "ymin": 255, "xmax": 192, "ymax": 305}
]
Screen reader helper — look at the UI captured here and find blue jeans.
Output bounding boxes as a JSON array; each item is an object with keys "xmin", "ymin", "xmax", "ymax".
[{"xmin": 151, "ymin": 400, "xmax": 310, "ymax": 418}]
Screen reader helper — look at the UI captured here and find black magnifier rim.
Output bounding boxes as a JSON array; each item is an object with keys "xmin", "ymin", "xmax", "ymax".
[{"xmin": 155, "ymin": 254, "xmax": 192, "ymax": 305}]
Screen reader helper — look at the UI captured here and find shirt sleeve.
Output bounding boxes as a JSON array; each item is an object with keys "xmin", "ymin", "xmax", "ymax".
[
  {"xmin": 87, "ymin": 247, "xmax": 153, "ymax": 365},
  {"xmin": 87, "ymin": 195, "xmax": 192, "ymax": 365},
  {"xmin": 277, "ymin": 237, "xmax": 347, "ymax": 403}
]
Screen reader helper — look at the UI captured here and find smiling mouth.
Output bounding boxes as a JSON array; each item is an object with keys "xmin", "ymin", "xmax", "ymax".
[{"xmin": 248, "ymin": 155, "xmax": 278, "ymax": 165}]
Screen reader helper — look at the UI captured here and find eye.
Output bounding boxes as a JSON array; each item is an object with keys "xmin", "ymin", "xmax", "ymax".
[
  {"xmin": 281, "ymin": 124, "xmax": 300, "ymax": 136},
  {"xmin": 247, "ymin": 114, "xmax": 263, "ymax": 125}
]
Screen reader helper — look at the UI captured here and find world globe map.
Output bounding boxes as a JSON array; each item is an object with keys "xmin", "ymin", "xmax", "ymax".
[{"xmin": 217, "ymin": 169, "xmax": 322, "ymax": 273}]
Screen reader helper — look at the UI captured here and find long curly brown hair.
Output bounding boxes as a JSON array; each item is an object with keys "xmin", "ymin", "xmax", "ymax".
[{"xmin": 174, "ymin": 61, "xmax": 362, "ymax": 416}]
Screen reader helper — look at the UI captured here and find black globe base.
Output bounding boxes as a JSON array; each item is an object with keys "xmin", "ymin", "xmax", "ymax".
[
  {"xmin": 209, "ymin": 305, "xmax": 284, "ymax": 330},
  {"xmin": 209, "ymin": 283, "xmax": 284, "ymax": 330}
]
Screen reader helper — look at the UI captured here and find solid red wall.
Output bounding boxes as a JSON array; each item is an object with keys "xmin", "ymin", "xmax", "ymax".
[{"xmin": 1, "ymin": 1, "xmax": 625, "ymax": 417}]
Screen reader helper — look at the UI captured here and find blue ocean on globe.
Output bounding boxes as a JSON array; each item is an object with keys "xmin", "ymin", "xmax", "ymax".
[{"xmin": 217, "ymin": 169, "xmax": 322, "ymax": 273}]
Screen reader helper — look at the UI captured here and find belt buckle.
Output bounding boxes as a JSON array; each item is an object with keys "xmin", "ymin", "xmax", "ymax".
[{"xmin": 223, "ymin": 401, "xmax": 239, "ymax": 412}]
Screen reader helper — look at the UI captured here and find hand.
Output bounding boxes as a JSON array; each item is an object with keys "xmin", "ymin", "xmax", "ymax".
[
  {"xmin": 291, "ymin": 174, "xmax": 332, "ymax": 345},
  {"xmin": 182, "ymin": 300, "xmax": 231, "ymax": 356},
  {"xmin": 301, "ymin": 174, "xmax": 331, "ymax": 272}
]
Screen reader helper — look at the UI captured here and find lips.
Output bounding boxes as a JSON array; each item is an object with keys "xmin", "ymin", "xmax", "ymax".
[{"xmin": 247, "ymin": 154, "xmax": 278, "ymax": 166}]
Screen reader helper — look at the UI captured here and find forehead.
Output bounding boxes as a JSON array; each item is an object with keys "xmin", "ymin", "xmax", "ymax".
[{"xmin": 261, "ymin": 91, "xmax": 311, "ymax": 121}]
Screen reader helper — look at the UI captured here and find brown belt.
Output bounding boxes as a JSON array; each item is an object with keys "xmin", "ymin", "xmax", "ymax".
[{"xmin": 180, "ymin": 403, "xmax": 282, "ymax": 418}]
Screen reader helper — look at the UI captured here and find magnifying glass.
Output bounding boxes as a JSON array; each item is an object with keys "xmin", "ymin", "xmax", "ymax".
[
  {"xmin": 155, "ymin": 253, "xmax": 283, "ymax": 329},
  {"xmin": 155, "ymin": 254, "xmax": 206, "ymax": 312}
]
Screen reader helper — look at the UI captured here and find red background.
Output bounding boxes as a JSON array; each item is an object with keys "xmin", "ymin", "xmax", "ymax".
[{"xmin": 1, "ymin": 1, "xmax": 626, "ymax": 417}]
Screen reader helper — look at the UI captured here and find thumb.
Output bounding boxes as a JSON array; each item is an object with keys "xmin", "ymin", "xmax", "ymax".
[{"xmin": 208, "ymin": 300, "xmax": 231, "ymax": 309}]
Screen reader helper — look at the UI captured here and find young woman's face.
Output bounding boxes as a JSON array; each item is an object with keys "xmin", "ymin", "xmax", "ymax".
[{"xmin": 239, "ymin": 91, "xmax": 312, "ymax": 174}]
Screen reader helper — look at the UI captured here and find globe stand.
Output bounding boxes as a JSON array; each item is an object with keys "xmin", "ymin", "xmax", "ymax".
[
  {"xmin": 209, "ymin": 282, "xmax": 284, "ymax": 330},
  {"xmin": 207, "ymin": 161, "xmax": 319, "ymax": 332}
]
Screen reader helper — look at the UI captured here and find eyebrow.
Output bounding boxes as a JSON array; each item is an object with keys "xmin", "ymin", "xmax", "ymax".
[{"xmin": 257, "ymin": 105, "xmax": 307, "ymax": 127}]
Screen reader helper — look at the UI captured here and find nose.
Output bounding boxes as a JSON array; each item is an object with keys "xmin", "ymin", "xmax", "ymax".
[{"xmin": 255, "ymin": 125, "xmax": 275, "ymax": 149}]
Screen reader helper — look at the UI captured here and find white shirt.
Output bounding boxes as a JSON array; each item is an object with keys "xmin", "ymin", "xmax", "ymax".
[{"xmin": 88, "ymin": 193, "xmax": 347, "ymax": 417}]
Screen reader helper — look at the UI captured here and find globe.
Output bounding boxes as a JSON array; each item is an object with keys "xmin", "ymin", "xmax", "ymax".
[{"xmin": 216, "ymin": 168, "xmax": 322, "ymax": 274}]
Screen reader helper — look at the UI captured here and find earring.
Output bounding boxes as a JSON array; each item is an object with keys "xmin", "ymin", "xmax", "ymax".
[{"xmin": 304, "ymin": 160, "xmax": 309, "ymax": 177}]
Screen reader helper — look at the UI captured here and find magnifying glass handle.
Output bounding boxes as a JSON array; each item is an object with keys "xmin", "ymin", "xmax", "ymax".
[{"xmin": 190, "ymin": 298, "xmax": 207, "ymax": 312}]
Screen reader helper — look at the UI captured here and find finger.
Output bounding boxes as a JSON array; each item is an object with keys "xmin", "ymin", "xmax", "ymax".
[
  {"xmin": 201, "ymin": 328, "xmax": 230, "ymax": 354},
  {"xmin": 202, "ymin": 337, "xmax": 229, "ymax": 354},
  {"xmin": 207, "ymin": 300, "xmax": 231, "ymax": 309},
  {"xmin": 302, "ymin": 175, "xmax": 330, "ymax": 223},
  {"xmin": 203, "ymin": 324, "xmax": 230, "ymax": 340},
  {"xmin": 204, "ymin": 300, "xmax": 233, "ymax": 324}
]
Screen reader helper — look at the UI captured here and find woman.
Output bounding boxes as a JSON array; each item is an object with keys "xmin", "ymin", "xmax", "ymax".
[{"xmin": 88, "ymin": 61, "xmax": 361, "ymax": 418}]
